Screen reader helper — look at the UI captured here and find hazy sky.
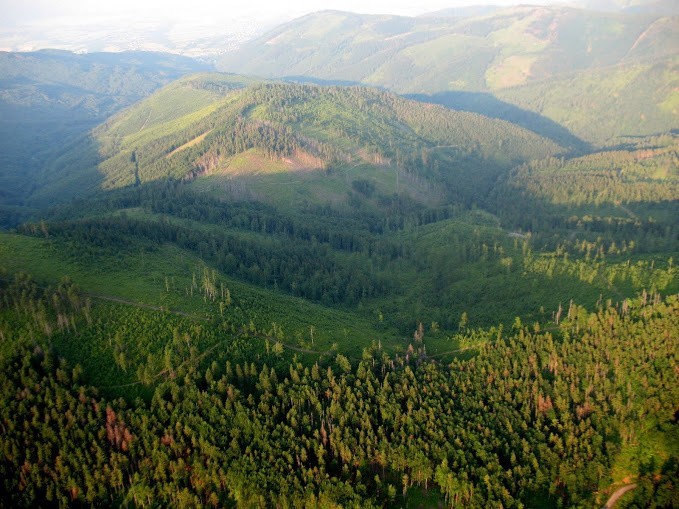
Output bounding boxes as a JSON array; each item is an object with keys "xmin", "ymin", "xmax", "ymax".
[{"xmin": 3, "ymin": 0, "xmax": 559, "ymax": 25}]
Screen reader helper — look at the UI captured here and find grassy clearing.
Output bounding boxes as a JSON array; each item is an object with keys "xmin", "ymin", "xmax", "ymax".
[
  {"xmin": 166, "ymin": 130, "xmax": 212, "ymax": 158},
  {"xmin": 485, "ymin": 55, "xmax": 537, "ymax": 89},
  {"xmin": 192, "ymin": 156, "xmax": 440, "ymax": 212}
]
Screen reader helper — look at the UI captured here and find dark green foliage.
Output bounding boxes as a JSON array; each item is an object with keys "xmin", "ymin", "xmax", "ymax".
[
  {"xmin": 499, "ymin": 134, "xmax": 678, "ymax": 208},
  {"xmin": 21, "ymin": 213, "xmax": 389, "ymax": 307},
  {"xmin": 352, "ymin": 179, "xmax": 376, "ymax": 197},
  {"xmin": 0, "ymin": 272, "xmax": 91, "ymax": 347},
  {"xmin": 1, "ymin": 26, "xmax": 677, "ymax": 507},
  {"xmin": 407, "ymin": 89, "xmax": 593, "ymax": 152},
  {"xmin": 1, "ymin": 279, "xmax": 677, "ymax": 508},
  {"xmin": 624, "ymin": 457, "xmax": 678, "ymax": 508},
  {"xmin": 491, "ymin": 134, "xmax": 679, "ymax": 257},
  {"xmin": 15, "ymin": 145, "xmax": 676, "ymax": 333}
]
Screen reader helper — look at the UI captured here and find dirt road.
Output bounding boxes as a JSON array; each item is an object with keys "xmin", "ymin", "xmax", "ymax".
[{"xmin": 603, "ymin": 484, "xmax": 637, "ymax": 508}]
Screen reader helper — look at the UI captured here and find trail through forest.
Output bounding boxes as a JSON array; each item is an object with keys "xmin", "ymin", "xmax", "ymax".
[
  {"xmin": 91, "ymin": 294, "xmax": 205, "ymax": 319},
  {"xmin": 603, "ymin": 484, "xmax": 637, "ymax": 508}
]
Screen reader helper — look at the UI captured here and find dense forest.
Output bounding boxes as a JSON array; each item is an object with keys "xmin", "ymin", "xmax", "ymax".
[
  {"xmin": 0, "ymin": 274, "xmax": 677, "ymax": 508},
  {"xmin": 1, "ymin": 126, "xmax": 677, "ymax": 506},
  {"xmin": 15, "ymin": 159, "xmax": 677, "ymax": 332}
]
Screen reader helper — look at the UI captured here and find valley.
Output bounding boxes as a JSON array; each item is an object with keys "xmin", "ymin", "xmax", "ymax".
[{"xmin": 0, "ymin": 1, "xmax": 677, "ymax": 507}]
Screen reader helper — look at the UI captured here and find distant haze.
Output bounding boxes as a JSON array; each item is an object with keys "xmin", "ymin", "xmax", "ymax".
[
  {"xmin": 3, "ymin": 0, "xmax": 565, "ymax": 24},
  {"xmin": 1, "ymin": 0, "xmax": 565, "ymax": 56}
]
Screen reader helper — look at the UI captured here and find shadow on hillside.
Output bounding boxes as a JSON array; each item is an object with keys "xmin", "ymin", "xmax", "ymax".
[
  {"xmin": 26, "ymin": 130, "xmax": 106, "ymax": 214},
  {"xmin": 605, "ymin": 129, "xmax": 679, "ymax": 152},
  {"xmin": 277, "ymin": 81, "xmax": 591, "ymax": 154},
  {"xmin": 0, "ymin": 100, "xmax": 108, "ymax": 227},
  {"xmin": 407, "ymin": 91, "xmax": 591, "ymax": 154}
]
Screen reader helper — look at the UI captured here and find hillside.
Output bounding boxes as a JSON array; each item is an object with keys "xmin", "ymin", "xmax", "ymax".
[
  {"xmin": 498, "ymin": 133, "xmax": 679, "ymax": 211},
  {"xmin": 0, "ymin": 50, "xmax": 208, "ymax": 226},
  {"xmin": 14, "ymin": 76, "xmax": 677, "ymax": 335},
  {"xmin": 496, "ymin": 55, "xmax": 678, "ymax": 144},
  {"xmin": 218, "ymin": 7, "xmax": 674, "ymax": 92},
  {"xmin": 1, "ymin": 261, "xmax": 677, "ymax": 508},
  {"xmin": 1, "ymin": 7, "xmax": 678, "ymax": 508},
  {"xmin": 30, "ymin": 75, "xmax": 564, "ymax": 210},
  {"xmin": 216, "ymin": 7, "xmax": 679, "ymax": 145},
  {"xmin": 2, "ymin": 129, "xmax": 676, "ymax": 506},
  {"xmin": 491, "ymin": 133, "xmax": 679, "ymax": 260},
  {"xmin": 12, "ymin": 131, "xmax": 676, "ymax": 336}
]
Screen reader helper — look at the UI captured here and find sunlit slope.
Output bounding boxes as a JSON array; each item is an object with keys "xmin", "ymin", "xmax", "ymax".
[
  {"xmin": 216, "ymin": 7, "xmax": 678, "ymax": 145},
  {"xmin": 33, "ymin": 76, "xmax": 563, "ymax": 208},
  {"xmin": 0, "ymin": 232, "xmax": 393, "ymax": 358},
  {"xmin": 31, "ymin": 73, "xmax": 253, "ymax": 205},
  {"xmin": 218, "ymin": 6, "xmax": 675, "ymax": 92},
  {"xmin": 497, "ymin": 55, "xmax": 679, "ymax": 144}
]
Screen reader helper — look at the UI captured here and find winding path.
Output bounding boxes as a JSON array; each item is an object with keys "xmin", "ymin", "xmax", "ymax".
[
  {"xmin": 616, "ymin": 202, "xmax": 639, "ymax": 221},
  {"xmin": 91, "ymin": 294, "xmax": 206, "ymax": 320},
  {"xmin": 603, "ymin": 484, "xmax": 637, "ymax": 509}
]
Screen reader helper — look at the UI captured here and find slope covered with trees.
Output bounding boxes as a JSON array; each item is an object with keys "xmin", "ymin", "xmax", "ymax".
[
  {"xmin": 4, "ymin": 129, "xmax": 675, "ymax": 353},
  {"xmin": 218, "ymin": 7, "xmax": 675, "ymax": 93},
  {"xmin": 496, "ymin": 55, "xmax": 678, "ymax": 145},
  {"xmin": 492, "ymin": 133, "xmax": 679, "ymax": 234},
  {"xmin": 216, "ymin": 6, "xmax": 678, "ymax": 145},
  {"xmin": 30, "ymin": 77, "xmax": 563, "ymax": 211},
  {"xmin": 0, "ymin": 9, "xmax": 677, "ymax": 507},
  {"xmin": 0, "ymin": 273, "xmax": 676, "ymax": 508}
]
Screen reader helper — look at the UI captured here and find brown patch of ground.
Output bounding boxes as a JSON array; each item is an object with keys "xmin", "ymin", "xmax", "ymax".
[
  {"xmin": 218, "ymin": 148, "xmax": 325, "ymax": 176},
  {"xmin": 166, "ymin": 130, "xmax": 212, "ymax": 158}
]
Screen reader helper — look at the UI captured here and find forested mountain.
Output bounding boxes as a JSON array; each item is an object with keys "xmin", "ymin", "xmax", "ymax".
[
  {"xmin": 29, "ymin": 75, "xmax": 563, "ymax": 210},
  {"xmin": 217, "ymin": 7, "xmax": 675, "ymax": 91},
  {"xmin": 495, "ymin": 55, "xmax": 678, "ymax": 144},
  {"xmin": 12, "ymin": 128, "xmax": 671, "ymax": 334},
  {"xmin": 217, "ymin": 6, "xmax": 678, "ymax": 144},
  {"xmin": 0, "ymin": 50, "xmax": 208, "ymax": 226},
  {"xmin": 493, "ymin": 133, "xmax": 679, "ymax": 233},
  {"xmin": 0, "ymin": 4, "xmax": 677, "ymax": 508}
]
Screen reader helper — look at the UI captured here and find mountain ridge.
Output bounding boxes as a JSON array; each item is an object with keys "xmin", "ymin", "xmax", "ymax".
[
  {"xmin": 29, "ymin": 75, "xmax": 564, "ymax": 212},
  {"xmin": 217, "ymin": 5, "xmax": 678, "ymax": 144}
]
